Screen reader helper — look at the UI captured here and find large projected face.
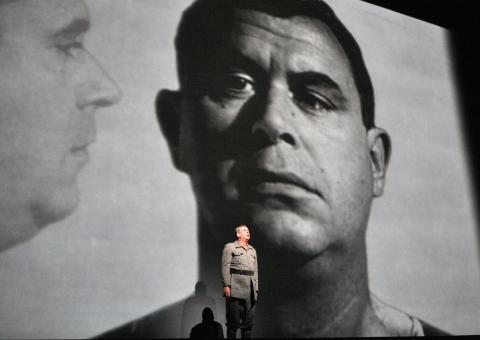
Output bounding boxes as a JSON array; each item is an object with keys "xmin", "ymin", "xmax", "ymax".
[
  {"xmin": 162, "ymin": 8, "xmax": 389, "ymax": 263},
  {"xmin": 0, "ymin": 0, "xmax": 121, "ymax": 251}
]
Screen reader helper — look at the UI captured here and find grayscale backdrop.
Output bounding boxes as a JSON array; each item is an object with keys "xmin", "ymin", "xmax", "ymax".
[{"xmin": 0, "ymin": 0, "xmax": 478, "ymax": 337}]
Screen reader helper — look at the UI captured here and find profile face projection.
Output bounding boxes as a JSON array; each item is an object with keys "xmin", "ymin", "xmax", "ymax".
[
  {"xmin": 167, "ymin": 8, "xmax": 389, "ymax": 266},
  {"xmin": 0, "ymin": 0, "xmax": 121, "ymax": 251}
]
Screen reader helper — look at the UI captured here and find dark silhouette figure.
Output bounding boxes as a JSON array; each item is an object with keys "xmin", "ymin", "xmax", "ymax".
[
  {"xmin": 190, "ymin": 307, "xmax": 224, "ymax": 339},
  {"xmin": 180, "ymin": 281, "xmax": 218, "ymax": 337}
]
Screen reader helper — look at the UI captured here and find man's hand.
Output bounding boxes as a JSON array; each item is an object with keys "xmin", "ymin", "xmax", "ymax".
[{"xmin": 224, "ymin": 286, "xmax": 231, "ymax": 298}]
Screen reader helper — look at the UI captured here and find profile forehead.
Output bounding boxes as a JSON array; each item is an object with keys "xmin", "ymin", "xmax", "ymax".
[{"xmin": 0, "ymin": 0, "xmax": 89, "ymax": 35}]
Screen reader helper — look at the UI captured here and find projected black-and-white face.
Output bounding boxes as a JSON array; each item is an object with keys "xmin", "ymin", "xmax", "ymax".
[{"xmin": 161, "ymin": 8, "xmax": 388, "ymax": 265}]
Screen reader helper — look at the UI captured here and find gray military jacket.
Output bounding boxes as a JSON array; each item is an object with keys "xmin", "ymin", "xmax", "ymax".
[{"xmin": 221, "ymin": 240, "xmax": 258, "ymax": 301}]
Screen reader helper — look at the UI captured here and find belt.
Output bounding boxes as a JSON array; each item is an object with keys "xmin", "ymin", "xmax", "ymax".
[{"xmin": 230, "ymin": 268, "xmax": 254, "ymax": 276}]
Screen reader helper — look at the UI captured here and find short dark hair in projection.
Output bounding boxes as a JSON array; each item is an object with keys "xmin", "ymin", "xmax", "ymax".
[{"xmin": 175, "ymin": 0, "xmax": 375, "ymax": 129}]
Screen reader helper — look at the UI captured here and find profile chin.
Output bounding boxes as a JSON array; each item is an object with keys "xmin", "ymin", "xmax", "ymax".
[{"xmin": 31, "ymin": 184, "xmax": 80, "ymax": 228}]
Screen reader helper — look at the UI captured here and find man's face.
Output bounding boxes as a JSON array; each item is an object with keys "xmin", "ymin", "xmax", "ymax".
[
  {"xmin": 163, "ymin": 9, "xmax": 388, "ymax": 265},
  {"xmin": 0, "ymin": 0, "xmax": 121, "ymax": 248},
  {"xmin": 237, "ymin": 226, "xmax": 250, "ymax": 242}
]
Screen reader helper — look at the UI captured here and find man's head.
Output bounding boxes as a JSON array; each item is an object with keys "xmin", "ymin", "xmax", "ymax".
[
  {"xmin": 0, "ymin": 0, "xmax": 121, "ymax": 251},
  {"xmin": 158, "ymin": 0, "xmax": 390, "ymax": 271},
  {"xmin": 236, "ymin": 224, "xmax": 250, "ymax": 243}
]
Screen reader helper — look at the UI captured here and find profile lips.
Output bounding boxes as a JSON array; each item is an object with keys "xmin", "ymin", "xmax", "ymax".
[
  {"xmin": 71, "ymin": 145, "xmax": 88, "ymax": 152},
  {"xmin": 71, "ymin": 138, "xmax": 96, "ymax": 152}
]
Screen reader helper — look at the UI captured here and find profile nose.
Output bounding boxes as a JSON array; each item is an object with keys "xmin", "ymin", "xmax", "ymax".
[
  {"xmin": 76, "ymin": 52, "xmax": 122, "ymax": 109},
  {"xmin": 251, "ymin": 86, "xmax": 297, "ymax": 147}
]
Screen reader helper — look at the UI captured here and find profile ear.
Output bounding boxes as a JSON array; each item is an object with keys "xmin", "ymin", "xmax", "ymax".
[
  {"xmin": 156, "ymin": 89, "xmax": 184, "ymax": 171},
  {"xmin": 367, "ymin": 127, "xmax": 391, "ymax": 197}
]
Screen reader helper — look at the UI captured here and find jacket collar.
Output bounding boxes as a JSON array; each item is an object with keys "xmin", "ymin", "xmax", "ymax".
[{"xmin": 235, "ymin": 240, "xmax": 252, "ymax": 250}]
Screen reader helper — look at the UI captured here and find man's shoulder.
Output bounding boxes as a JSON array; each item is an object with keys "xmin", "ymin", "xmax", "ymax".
[
  {"xmin": 223, "ymin": 241, "xmax": 236, "ymax": 249},
  {"xmin": 94, "ymin": 298, "xmax": 186, "ymax": 339}
]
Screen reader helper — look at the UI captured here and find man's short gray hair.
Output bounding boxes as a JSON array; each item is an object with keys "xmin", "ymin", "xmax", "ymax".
[{"xmin": 236, "ymin": 224, "xmax": 248, "ymax": 234}]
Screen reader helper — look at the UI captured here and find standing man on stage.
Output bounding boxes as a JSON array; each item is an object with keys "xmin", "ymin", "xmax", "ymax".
[{"xmin": 222, "ymin": 225, "xmax": 258, "ymax": 339}]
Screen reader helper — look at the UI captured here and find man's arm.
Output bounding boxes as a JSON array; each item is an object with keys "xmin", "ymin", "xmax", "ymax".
[{"xmin": 221, "ymin": 243, "xmax": 233, "ymax": 297}]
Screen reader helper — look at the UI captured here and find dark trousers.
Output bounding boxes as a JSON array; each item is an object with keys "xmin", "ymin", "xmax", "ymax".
[{"xmin": 226, "ymin": 284, "xmax": 255, "ymax": 339}]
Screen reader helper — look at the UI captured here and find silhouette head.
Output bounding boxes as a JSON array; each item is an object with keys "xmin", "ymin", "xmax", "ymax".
[{"xmin": 202, "ymin": 307, "xmax": 214, "ymax": 322}]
